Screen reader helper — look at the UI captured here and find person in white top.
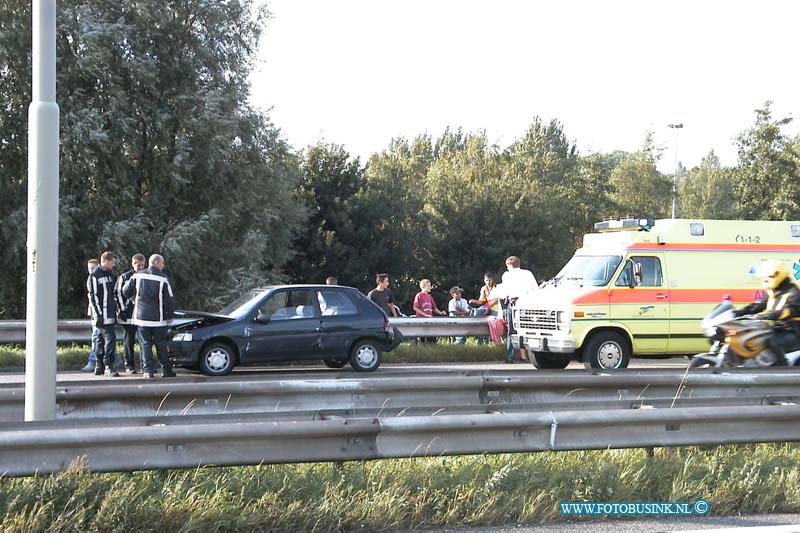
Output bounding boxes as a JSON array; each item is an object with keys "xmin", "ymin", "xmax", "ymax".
[
  {"xmin": 491, "ymin": 257, "xmax": 539, "ymax": 302},
  {"xmin": 490, "ymin": 256, "xmax": 539, "ymax": 363}
]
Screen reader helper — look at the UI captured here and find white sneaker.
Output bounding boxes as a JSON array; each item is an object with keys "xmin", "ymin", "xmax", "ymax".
[{"xmin": 104, "ymin": 367, "xmax": 119, "ymax": 377}]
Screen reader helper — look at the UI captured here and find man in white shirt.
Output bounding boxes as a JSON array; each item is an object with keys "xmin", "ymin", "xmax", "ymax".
[{"xmin": 491, "ymin": 256, "xmax": 539, "ymax": 363}]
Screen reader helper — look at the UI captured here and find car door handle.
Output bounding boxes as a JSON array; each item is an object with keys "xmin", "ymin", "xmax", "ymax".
[{"xmin": 655, "ymin": 294, "xmax": 668, "ymax": 299}]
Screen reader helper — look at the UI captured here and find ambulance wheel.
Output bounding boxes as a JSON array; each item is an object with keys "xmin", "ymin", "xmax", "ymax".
[
  {"xmin": 583, "ymin": 332, "xmax": 630, "ymax": 370},
  {"xmin": 530, "ymin": 352, "xmax": 571, "ymax": 369}
]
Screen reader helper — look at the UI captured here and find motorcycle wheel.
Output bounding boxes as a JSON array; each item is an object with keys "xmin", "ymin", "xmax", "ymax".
[{"xmin": 689, "ymin": 357, "xmax": 713, "ymax": 368}]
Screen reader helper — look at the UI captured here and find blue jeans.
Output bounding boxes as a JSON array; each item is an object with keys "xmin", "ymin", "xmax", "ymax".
[
  {"xmin": 121, "ymin": 324, "xmax": 138, "ymax": 370},
  {"xmin": 86, "ymin": 326, "xmax": 101, "ymax": 366},
  {"xmin": 472, "ymin": 307, "xmax": 488, "ymax": 317},
  {"xmin": 505, "ymin": 306, "xmax": 516, "ymax": 362},
  {"xmin": 93, "ymin": 324, "xmax": 117, "ymax": 369},
  {"xmin": 138, "ymin": 326, "xmax": 170, "ymax": 374}
]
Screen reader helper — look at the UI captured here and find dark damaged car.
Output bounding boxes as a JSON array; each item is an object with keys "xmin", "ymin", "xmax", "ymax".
[{"xmin": 167, "ymin": 285, "xmax": 401, "ymax": 376}]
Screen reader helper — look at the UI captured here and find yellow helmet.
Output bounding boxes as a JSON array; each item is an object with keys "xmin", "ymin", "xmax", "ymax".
[{"xmin": 757, "ymin": 260, "xmax": 789, "ymax": 290}]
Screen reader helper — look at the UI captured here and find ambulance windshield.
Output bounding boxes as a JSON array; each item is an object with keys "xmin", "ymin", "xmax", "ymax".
[{"xmin": 553, "ymin": 255, "xmax": 622, "ymax": 287}]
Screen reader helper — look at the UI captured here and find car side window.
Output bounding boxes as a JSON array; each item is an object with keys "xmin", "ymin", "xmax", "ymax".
[
  {"xmin": 259, "ymin": 290, "xmax": 316, "ymax": 320},
  {"xmin": 317, "ymin": 290, "xmax": 358, "ymax": 316},
  {"xmin": 615, "ymin": 256, "xmax": 663, "ymax": 287}
]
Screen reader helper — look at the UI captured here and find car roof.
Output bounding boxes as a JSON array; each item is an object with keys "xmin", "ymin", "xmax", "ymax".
[{"xmin": 253, "ymin": 284, "xmax": 360, "ymax": 291}]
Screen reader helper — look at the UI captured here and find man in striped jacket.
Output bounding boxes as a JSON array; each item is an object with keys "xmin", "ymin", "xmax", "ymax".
[
  {"xmin": 87, "ymin": 251, "xmax": 118, "ymax": 377},
  {"xmin": 123, "ymin": 254, "xmax": 176, "ymax": 378},
  {"xmin": 114, "ymin": 253, "xmax": 146, "ymax": 374}
]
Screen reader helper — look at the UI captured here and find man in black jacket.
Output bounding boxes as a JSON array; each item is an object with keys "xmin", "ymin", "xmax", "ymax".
[
  {"xmin": 114, "ymin": 253, "xmax": 146, "ymax": 374},
  {"xmin": 123, "ymin": 254, "xmax": 176, "ymax": 378},
  {"xmin": 87, "ymin": 251, "xmax": 119, "ymax": 377},
  {"xmin": 734, "ymin": 260, "xmax": 800, "ymax": 366}
]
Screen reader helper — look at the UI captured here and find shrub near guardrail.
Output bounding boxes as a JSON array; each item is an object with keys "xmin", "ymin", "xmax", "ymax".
[
  {"xmin": 1, "ymin": 444, "xmax": 799, "ymax": 531},
  {"xmin": 0, "ymin": 341, "xmax": 507, "ymax": 371},
  {"xmin": 0, "ymin": 344, "xmax": 89, "ymax": 371}
]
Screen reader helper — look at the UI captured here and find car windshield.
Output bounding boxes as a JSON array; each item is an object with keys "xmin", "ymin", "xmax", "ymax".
[
  {"xmin": 553, "ymin": 255, "xmax": 622, "ymax": 287},
  {"xmin": 218, "ymin": 289, "xmax": 270, "ymax": 318}
]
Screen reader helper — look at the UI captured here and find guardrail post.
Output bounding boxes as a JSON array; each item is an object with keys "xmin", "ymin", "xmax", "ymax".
[{"xmin": 25, "ymin": 0, "xmax": 59, "ymax": 421}]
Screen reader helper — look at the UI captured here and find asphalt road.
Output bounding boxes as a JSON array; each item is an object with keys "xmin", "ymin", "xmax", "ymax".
[
  {"xmin": 450, "ymin": 513, "xmax": 800, "ymax": 532},
  {"xmin": 0, "ymin": 356, "xmax": 694, "ymax": 384}
]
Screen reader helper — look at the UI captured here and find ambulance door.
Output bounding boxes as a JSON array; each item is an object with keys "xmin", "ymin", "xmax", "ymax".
[{"xmin": 610, "ymin": 254, "xmax": 670, "ymax": 353}]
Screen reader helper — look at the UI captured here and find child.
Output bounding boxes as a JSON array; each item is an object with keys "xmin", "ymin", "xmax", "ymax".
[
  {"xmin": 448, "ymin": 286, "xmax": 470, "ymax": 344},
  {"xmin": 413, "ymin": 279, "xmax": 446, "ymax": 318}
]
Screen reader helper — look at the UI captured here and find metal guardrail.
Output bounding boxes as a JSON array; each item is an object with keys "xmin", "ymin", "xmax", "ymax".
[
  {"xmin": 1, "ymin": 370, "xmax": 798, "ymax": 422},
  {"xmin": 3, "ymin": 404, "xmax": 800, "ymax": 476},
  {"xmin": 0, "ymin": 317, "xmax": 491, "ymax": 344}
]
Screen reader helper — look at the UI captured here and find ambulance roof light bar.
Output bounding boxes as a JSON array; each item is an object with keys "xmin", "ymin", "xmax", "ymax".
[{"xmin": 594, "ymin": 217, "xmax": 655, "ymax": 232}]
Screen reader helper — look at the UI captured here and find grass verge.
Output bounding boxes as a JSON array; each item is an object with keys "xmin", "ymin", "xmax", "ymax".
[
  {"xmin": 0, "ymin": 344, "xmax": 89, "ymax": 370},
  {"xmin": 387, "ymin": 339, "xmax": 505, "ymax": 363},
  {"xmin": 1, "ymin": 444, "xmax": 798, "ymax": 531}
]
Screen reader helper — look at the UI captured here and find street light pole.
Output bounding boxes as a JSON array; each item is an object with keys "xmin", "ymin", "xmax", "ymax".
[
  {"xmin": 26, "ymin": 0, "xmax": 60, "ymax": 421},
  {"xmin": 668, "ymin": 123, "xmax": 683, "ymax": 219}
]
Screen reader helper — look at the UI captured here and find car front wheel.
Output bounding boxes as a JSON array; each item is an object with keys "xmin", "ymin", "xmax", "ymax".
[
  {"xmin": 349, "ymin": 340, "xmax": 382, "ymax": 372},
  {"xmin": 199, "ymin": 342, "xmax": 236, "ymax": 376}
]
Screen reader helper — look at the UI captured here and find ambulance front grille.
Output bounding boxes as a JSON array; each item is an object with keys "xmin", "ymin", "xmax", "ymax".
[{"xmin": 517, "ymin": 309, "xmax": 558, "ymax": 331}]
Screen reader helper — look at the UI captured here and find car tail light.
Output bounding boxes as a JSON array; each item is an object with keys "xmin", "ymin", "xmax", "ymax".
[
  {"xmin": 384, "ymin": 320, "xmax": 391, "ymax": 332},
  {"xmin": 726, "ymin": 329, "xmax": 738, "ymax": 337}
]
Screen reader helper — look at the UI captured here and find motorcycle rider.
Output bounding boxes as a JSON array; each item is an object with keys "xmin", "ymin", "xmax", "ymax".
[{"xmin": 733, "ymin": 260, "xmax": 800, "ymax": 366}]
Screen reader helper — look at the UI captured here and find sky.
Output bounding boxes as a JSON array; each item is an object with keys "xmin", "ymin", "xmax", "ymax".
[{"xmin": 249, "ymin": 0, "xmax": 800, "ymax": 173}]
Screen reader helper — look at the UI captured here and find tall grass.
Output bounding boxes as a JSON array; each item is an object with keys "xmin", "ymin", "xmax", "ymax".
[
  {"xmin": 2, "ymin": 444, "xmax": 799, "ymax": 531},
  {"xmin": 388, "ymin": 339, "xmax": 505, "ymax": 363}
]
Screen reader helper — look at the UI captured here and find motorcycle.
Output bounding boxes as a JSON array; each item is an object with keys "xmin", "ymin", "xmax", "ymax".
[{"xmin": 690, "ymin": 297, "xmax": 800, "ymax": 368}]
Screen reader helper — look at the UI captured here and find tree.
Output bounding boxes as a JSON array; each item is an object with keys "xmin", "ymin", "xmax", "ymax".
[
  {"xmin": 355, "ymin": 135, "xmax": 435, "ymax": 303},
  {"xmin": 734, "ymin": 102, "xmax": 800, "ymax": 220},
  {"xmin": 608, "ymin": 133, "xmax": 671, "ymax": 218},
  {"xmin": 423, "ymin": 129, "xmax": 507, "ymax": 297},
  {"xmin": 287, "ymin": 142, "xmax": 363, "ymax": 285},
  {"xmin": 0, "ymin": 0, "xmax": 304, "ymax": 317},
  {"xmin": 679, "ymin": 151, "xmax": 738, "ymax": 219}
]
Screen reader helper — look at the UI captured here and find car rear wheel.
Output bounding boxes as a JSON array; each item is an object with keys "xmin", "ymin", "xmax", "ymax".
[
  {"xmin": 583, "ymin": 332, "xmax": 630, "ymax": 370},
  {"xmin": 530, "ymin": 351, "xmax": 571, "ymax": 369},
  {"xmin": 199, "ymin": 342, "xmax": 236, "ymax": 376},
  {"xmin": 349, "ymin": 340, "xmax": 382, "ymax": 372},
  {"xmin": 323, "ymin": 358, "xmax": 347, "ymax": 369}
]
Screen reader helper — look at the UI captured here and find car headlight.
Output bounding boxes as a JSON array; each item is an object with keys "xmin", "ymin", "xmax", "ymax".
[
  {"xmin": 172, "ymin": 333, "xmax": 193, "ymax": 342},
  {"xmin": 557, "ymin": 311, "xmax": 569, "ymax": 331}
]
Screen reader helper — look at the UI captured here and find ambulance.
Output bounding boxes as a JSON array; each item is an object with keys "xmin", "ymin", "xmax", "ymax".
[{"xmin": 512, "ymin": 218, "xmax": 800, "ymax": 370}]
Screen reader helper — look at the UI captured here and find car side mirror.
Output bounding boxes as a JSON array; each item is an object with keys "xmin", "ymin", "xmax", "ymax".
[
  {"xmin": 633, "ymin": 262, "xmax": 643, "ymax": 287},
  {"xmin": 623, "ymin": 259, "xmax": 637, "ymax": 289}
]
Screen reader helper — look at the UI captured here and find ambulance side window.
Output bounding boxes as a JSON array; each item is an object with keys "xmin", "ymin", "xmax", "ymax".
[{"xmin": 615, "ymin": 256, "xmax": 663, "ymax": 287}]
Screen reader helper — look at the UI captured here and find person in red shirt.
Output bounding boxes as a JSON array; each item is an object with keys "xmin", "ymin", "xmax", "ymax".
[{"xmin": 413, "ymin": 279, "xmax": 446, "ymax": 318}]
